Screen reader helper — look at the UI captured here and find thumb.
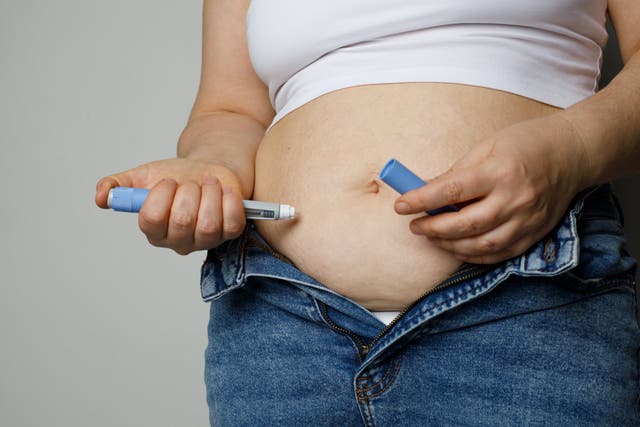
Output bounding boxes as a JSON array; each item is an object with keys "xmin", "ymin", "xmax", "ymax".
[{"xmin": 94, "ymin": 170, "xmax": 138, "ymax": 209}]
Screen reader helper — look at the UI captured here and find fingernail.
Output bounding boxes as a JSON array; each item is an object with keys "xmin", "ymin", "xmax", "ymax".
[
  {"xmin": 410, "ymin": 222, "xmax": 420, "ymax": 234},
  {"xmin": 163, "ymin": 178, "xmax": 177, "ymax": 185},
  {"xmin": 222, "ymin": 186, "xmax": 233, "ymax": 195},
  {"xmin": 395, "ymin": 202, "xmax": 410, "ymax": 214}
]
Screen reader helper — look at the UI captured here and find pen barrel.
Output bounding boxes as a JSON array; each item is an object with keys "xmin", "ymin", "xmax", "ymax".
[
  {"xmin": 379, "ymin": 159, "xmax": 458, "ymax": 215},
  {"xmin": 107, "ymin": 187, "xmax": 295, "ymax": 219},
  {"xmin": 108, "ymin": 187, "xmax": 150, "ymax": 212},
  {"xmin": 243, "ymin": 200, "xmax": 279, "ymax": 219}
]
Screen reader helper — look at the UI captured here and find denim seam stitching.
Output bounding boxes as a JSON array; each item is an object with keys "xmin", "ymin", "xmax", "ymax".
[
  {"xmin": 200, "ymin": 227, "xmax": 251, "ymax": 302},
  {"xmin": 201, "ymin": 263, "xmax": 243, "ymax": 303},
  {"xmin": 360, "ymin": 398, "xmax": 377, "ymax": 427},
  {"xmin": 425, "ymin": 279, "xmax": 635, "ymax": 337},
  {"xmin": 373, "ymin": 275, "xmax": 633, "ymax": 362},
  {"xmin": 401, "ymin": 272, "xmax": 631, "ymax": 341},
  {"xmin": 365, "ymin": 212, "xmax": 589, "ymax": 357},
  {"xmin": 358, "ymin": 357, "xmax": 399, "ymax": 393},
  {"xmin": 234, "ymin": 229, "xmax": 248, "ymax": 286},
  {"xmin": 368, "ymin": 269, "xmax": 521, "ymax": 362},
  {"xmin": 242, "ymin": 271, "xmax": 374, "ymax": 317},
  {"xmin": 519, "ymin": 184, "xmax": 597, "ymax": 274},
  {"xmin": 359, "ymin": 357, "xmax": 403, "ymax": 400},
  {"xmin": 363, "ymin": 253, "xmax": 597, "ymax": 365},
  {"xmin": 393, "ymin": 276, "xmax": 505, "ymax": 339}
]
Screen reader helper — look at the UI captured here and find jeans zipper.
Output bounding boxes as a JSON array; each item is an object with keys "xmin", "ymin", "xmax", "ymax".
[
  {"xmin": 319, "ymin": 263, "xmax": 493, "ymax": 359},
  {"xmin": 318, "ymin": 302, "xmax": 369, "ymax": 361}
]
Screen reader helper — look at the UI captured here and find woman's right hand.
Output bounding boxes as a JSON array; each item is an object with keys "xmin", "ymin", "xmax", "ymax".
[{"xmin": 95, "ymin": 158, "xmax": 247, "ymax": 255}]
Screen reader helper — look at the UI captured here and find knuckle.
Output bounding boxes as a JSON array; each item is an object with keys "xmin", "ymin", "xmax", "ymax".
[
  {"xmin": 223, "ymin": 218, "xmax": 245, "ymax": 238},
  {"xmin": 478, "ymin": 236, "xmax": 499, "ymax": 252},
  {"xmin": 530, "ymin": 210, "xmax": 548, "ymax": 230},
  {"xmin": 224, "ymin": 221, "xmax": 244, "ymax": 237},
  {"xmin": 501, "ymin": 158, "xmax": 519, "ymax": 174},
  {"xmin": 443, "ymin": 181, "xmax": 464, "ymax": 203},
  {"xmin": 414, "ymin": 192, "xmax": 429, "ymax": 209},
  {"xmin": 517, "ymin": 188, "xmax": 539, "ymax": 209},
  {"xmin": 456, "ymin": 216, "xmax": 477, "ymax": 235},
  {"xmin": 171, "ymin": 211, "xmax": 196, "ymax": 230},
  {"xmin": 483, "ymin": 209, "xmax": 500, "ymax": 224},
  {"xmin": 497, "ymin": 160, "xmax": 523, "ymax": 181},
  {"xmin": 140, "ymin": 209, "xmax": 165, "ymax": 227},
  {"xmin": 145, "ymin": 236, "xmax": 163, "ymax": 248},
  {"xmin": 197, "ymin": 218, "xmax": 221, "ymax": 239},
  {"xmin": 182, "ymin": 180, "xmax": 199, "ymax": 190},
  {"xmin": 174, "ymin": 247, "xmax": 192, "ymax": 256}
]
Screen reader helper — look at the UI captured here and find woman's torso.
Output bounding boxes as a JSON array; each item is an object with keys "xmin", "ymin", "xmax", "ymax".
[
  {"xmin": 247, "ymin": 0, "xmax": 608, "ymax": 311},
  {"xmin": 253, "ymin": 83, "xmax": 560, "ymax": 311}
]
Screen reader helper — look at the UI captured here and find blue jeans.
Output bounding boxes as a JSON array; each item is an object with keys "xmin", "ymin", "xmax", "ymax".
[{"xmin": 201, "ymin": 184, "xmax": 640, "ymax": 426}]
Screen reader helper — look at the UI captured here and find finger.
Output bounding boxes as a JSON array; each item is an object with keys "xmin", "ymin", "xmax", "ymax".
[
  {"xmin": 395, "ymin": 167, "xmax": 493, "ymax": 215},
  {"xmin": 166, "ymin": 181, "xmax": 201, "ymax": 254},
  {"xmin": 221, "ymin": 186, "xmax": 246, "ymax": 241},
  {"xmin": 95, "ymin": 174, "xmax": 134, "ymax": 208},
  {"xmin": 139, "ymin": 178, "xmax": 177, "ymax": 243},
  {"xmin": 451, "ymin": 237, "xmax": 534, "ymax": 264},
  {"xmin": 194, "ymin": 176, "xmax": 223, "ymax": 249},
  {"xmin": 409, "ymin": 195, "xmax": 506, "ymax": 239},
  {"xmin": 453, "ymin": 251, "xmax": 511, "ymax": 265},
  {"xmin": 429, "ymin": 219, "xmax": 527, "ymax": 257}
]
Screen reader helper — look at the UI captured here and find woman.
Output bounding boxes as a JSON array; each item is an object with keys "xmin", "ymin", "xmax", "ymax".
[{"xmin": 96, "ymin": 1, "xmax": 640, "ymax": 425}]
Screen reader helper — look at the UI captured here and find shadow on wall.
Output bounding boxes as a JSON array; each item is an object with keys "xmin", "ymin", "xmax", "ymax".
[{"xmin": 600, "ymin": 18, "xmax": 640, "ymax": 285}]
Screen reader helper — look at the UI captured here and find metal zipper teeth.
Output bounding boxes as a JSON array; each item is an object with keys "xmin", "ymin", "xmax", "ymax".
[
  {"xmin": 363, "ymin": 264, "xmax": 493, "ymax": 354},
  {"xmin": 318, "ymin": 301, "xmax": 369, "ymax": 358}
]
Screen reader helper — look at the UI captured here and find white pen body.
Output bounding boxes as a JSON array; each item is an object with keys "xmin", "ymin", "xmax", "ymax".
[{"xmin": 242, "ymin": 200, "xmax": 295, "ymax": 220}]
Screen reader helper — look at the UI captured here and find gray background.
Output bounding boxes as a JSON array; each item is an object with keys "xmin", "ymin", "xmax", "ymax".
[{"xmin": 1, "ymin": 2, "xmax": 638, "ymax": 427}]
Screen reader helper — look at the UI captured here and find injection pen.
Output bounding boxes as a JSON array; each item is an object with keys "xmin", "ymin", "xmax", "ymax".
[
  {"xmin": 107, "ymin": 187, "xmax": 295, "ymax": 220},
  {"xmin": 379, "ymin": 158, "xmax": 459, "ymax": 215}
]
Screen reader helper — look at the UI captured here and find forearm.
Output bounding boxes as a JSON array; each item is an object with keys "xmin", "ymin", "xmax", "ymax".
[
  {"xmin": 177, "ymin": 111, "xmax": 265, "ymax": 198},
  {"xmin": 559, "ymin": 50, "xmax": 640, "ymax": 189}
]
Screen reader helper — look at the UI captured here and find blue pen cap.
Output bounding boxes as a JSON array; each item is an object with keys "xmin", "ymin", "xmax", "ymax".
[
  {"xmin": 379, "ymin": 158, "xmax": 458, "ymax": 215},
  {"xmin": 379, "ymin": 158, "xmax": 426, "ymax": 194},
  {"xmin": 108, "ymin": 187, "xmax": 150, "ymax": 212}
]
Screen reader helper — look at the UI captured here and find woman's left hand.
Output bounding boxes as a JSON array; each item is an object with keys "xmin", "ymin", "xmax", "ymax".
[{"xmin": 394, "ymin": 114, "xmax": 592, "ymax": 264}]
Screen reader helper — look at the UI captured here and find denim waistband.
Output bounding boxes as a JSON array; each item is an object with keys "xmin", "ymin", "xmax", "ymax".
[{"xmin": 200, "ymin": 183, "xmax": 622, "ymax": 303}]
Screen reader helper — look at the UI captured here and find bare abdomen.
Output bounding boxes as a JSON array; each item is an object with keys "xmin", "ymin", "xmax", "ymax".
[{"xmin": 253, "ymin": 82, "xmax": 559, "ymax": 310}]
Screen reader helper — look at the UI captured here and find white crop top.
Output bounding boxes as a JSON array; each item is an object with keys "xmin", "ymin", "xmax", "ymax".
[{"xmin": 246, "ymin": 0, "xmax": 608, "ymax": 131}]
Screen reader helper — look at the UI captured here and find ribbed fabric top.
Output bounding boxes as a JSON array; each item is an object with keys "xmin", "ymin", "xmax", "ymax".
[{"xmin": 246, "ymin": 0, "xmax": 608, "ymax": 132}]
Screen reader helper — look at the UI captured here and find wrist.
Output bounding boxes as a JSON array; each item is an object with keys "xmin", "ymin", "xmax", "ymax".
[
  {"xmin": 551, "ymin": 113, "xmax": 601, "ymax": 192},
  {"xmin": 177, "ymin": 116, "xmax": 263, "ymax": 199},
  {"xmin": 176, "ymin": 151, "xmax": 255, "ymax": 199}
]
